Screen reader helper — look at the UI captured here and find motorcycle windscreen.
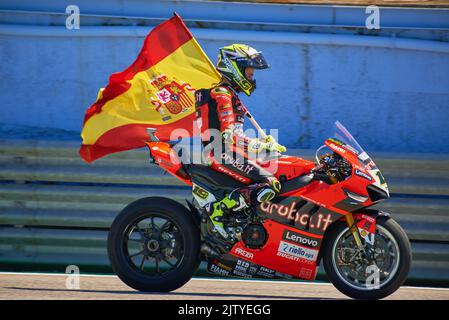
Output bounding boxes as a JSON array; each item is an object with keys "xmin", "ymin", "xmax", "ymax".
[{"xmin": 330, "ymin": 121, "xmax": 389, "ymax": 195}]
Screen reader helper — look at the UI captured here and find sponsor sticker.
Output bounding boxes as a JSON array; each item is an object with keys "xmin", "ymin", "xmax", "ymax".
[
  {"xmin": 358, "ymin": 227, "xmax": 375, "ymax": 245},
  {"xmin": 216, "ymin": 165, "xmax": 250, "ymax": 183},
  {"xmin": 276, "ymin": 252, "xmax": 315, "ymax": 265},
  {"xmin": 357, "ymin": 215, "xmax": 376, "ymax": 245},
  {"xmin": 256, "ymin": 266, "xmax": 276, "ymax": 278},
  {"xmin": 355, "ymin": 169, "xmax": 373, "ymax": 182},
  {"xmin": 329, "ymin": 143, "xmax": 346, "ymax": 154},
  {"xmin": 235, "ymin": 248, "xmax": 254, "ymax": 260},
  {"xmin": 282, "ymin": 230, "xmax": 320, "ymax": 248},
  {"xmin": 260, "ymin": 201, "xmax": 333, "ymax": 232},
  {"xmin": 231, "ymin": 260, "xmax": 253, "ymax": 278},
  {"xmin": 221, "ymin": 153, "xmax": 255, "ymax": 175},
  {"xmin": 209, "ymin": 264, "xmax": 230, "ymax": 276},
  {"xmin": 234, "ymin": 259, "xmax": 250, "ymax": 274},
  {"xmin": 248, "ymin": 266, "xmax": 258, "ymax": 275},
  {"xmin": 278, "ymin": 241, "xmax": 318, "ymax": 262}
]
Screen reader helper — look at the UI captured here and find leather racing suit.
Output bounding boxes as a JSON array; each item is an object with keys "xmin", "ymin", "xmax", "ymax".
[{"xmin": 194, "ymin": 83, "xmax": 282, "ymax": 238}]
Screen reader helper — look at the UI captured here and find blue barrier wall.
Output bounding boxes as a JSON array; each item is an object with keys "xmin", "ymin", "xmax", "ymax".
[{"xmin": 1, "ymin": 0, "xmax": 449, "ymax": 153}]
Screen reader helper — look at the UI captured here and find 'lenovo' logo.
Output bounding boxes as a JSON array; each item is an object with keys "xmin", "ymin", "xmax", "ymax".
[{"xmin": 283, "ymin": 230, "xmax": 320, "ymax": 248}]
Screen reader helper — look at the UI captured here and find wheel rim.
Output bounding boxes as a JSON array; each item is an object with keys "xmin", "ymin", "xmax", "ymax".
[
  {"xmin": 122, "ymin": 214, "xmax": 185, "ymax": 277},
  {"xmin": 331, "ymin": 225, "xmax": 400, "ymax": 291}
]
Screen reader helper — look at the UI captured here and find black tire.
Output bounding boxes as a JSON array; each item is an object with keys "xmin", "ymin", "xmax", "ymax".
[
  {"xmin": 322, "ymin": 215, "xmax": 411, "ymax": 300},
  {"xmin": 107, "ymin": 197, "xmax": 201, "ymax": 292}
]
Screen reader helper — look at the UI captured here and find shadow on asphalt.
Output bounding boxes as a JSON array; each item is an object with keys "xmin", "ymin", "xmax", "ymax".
[{"xmin": 5, "ymin": 286, "xmax": 341, "ymax": 300}]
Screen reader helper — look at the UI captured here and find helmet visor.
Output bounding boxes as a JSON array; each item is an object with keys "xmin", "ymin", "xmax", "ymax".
[
  {"xmin": 248, "ymin": 52, "xmax": 269, "ymax": 69},
  {"xmin": 236, "ymin": 52, "xmax": 269, "ymax": 71}
]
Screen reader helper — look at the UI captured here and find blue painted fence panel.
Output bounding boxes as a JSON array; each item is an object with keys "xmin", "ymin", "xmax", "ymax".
[{"xmin": 0, "ymin": 1, "xmax": 448, "ymax": 153}]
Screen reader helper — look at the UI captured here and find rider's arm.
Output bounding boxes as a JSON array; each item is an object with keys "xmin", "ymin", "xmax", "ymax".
[
  {"xmin": 210, "ymin": 86, "xmax": 286, "ymax": 153},
  {"xmin": 210, "ymin": 87, "xmax": 252, "ymax": 149}
]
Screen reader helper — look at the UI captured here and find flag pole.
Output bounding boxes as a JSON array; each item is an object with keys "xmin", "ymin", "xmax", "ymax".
[
  {"xmin": 246, "ymin": 111, "xmax": 283, "ymax": 156},
  {"xmin": 245, "ymin": 110, "xmax": 267, "ymax": 140}
]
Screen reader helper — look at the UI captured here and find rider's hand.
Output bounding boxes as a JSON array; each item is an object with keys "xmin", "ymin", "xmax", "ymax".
[
  {"xmin": 262, "ymin": 135, "xmax": 286, "ymax": 153},
  {"xmin": 263, "ymin": 135, "xmax": 276, "ymax": 143},
  {"xmin": 265, "ymin": 140, "xmax": 287, "ymax": 153},
  {"xmin": 248, "ymin": 138, "xmax": 287, "ymax": 153},
  {"xmin": 248, "ymin": 139, "xmax": 265, "ymax": 153}
]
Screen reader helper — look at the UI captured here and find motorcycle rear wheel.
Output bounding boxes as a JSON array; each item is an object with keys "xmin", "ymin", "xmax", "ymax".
[
  {"xmin": 322, "ymin": 215, "xmax": 411, "ymax": 299},
  {"xmin": 107, "ymin": 197, "xmax": 201, "ymax": 292}
]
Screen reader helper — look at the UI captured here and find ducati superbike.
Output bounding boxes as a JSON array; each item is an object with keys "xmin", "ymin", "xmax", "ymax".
[{"xmin": 107, "ymin": 121, "xmax": 411, "ymax": 299}]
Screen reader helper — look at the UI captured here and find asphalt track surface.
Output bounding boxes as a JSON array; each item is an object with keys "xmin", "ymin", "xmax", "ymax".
[{"xmin": 0, "ymin": 273, "xmax": 448, "ymax": 300}]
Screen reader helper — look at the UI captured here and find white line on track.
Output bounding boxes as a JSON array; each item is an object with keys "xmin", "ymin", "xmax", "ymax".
[
  {"xmin": 1, "ymin": 272, "xmax": 448, "ymax": 292},
  {"xmin": 0, "ymin": 272, "xmax": 117, "ymax": 278},
  {"xmin": 192, "ymin": 277, "xmax": 333, "ymax": 286}
]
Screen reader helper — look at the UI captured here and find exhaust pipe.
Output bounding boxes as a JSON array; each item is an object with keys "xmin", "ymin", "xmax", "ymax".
[{"xmin": 201, "ymin": 243, "xmax": 221, "ymax": 259}]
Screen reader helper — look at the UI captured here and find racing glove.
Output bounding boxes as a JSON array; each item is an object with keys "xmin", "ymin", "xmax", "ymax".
[
  {"xmin": 262, "ymin": 135, "xmax": 287, "ymax": 152},
  {"xmin": 248, "ymin": 138, "xmax": 287, "ymax": 153},
  {"xmin": 263, "ymin": 135, "xmax": 276, "ymax": 143}
]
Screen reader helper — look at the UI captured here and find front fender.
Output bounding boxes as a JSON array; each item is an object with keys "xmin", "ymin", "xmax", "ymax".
[{"xmin": 352, "ymin": 209, "xmax": 390, "ymax": 245}]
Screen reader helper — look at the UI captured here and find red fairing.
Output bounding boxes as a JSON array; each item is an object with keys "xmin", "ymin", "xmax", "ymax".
[
  {"xmin": 145, "ymin": 141, "xmax": 192, "ymax": 186},
  {"xmin": 258, "ymin": 156, "xmax": 316, "ymax": 180},
  {"xmin": 230, "ymin": 220, "xmax": 322, "ymax": 280}
]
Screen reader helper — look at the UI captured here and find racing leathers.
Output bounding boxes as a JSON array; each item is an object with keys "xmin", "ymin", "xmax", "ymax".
[{"xmin": 194, "ymin": 83, "xmax": 286, "ymax": 238}]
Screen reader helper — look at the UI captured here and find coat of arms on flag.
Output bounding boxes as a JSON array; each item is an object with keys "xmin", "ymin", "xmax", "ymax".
[{"xmin": 148, "ymin": 74, "xmax": 196, "ymax": 121}]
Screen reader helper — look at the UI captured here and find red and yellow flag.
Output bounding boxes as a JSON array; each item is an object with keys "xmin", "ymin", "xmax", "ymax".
[{"xmin": 79, "ymin": 14, "xmax": 221, "ymax": 163}]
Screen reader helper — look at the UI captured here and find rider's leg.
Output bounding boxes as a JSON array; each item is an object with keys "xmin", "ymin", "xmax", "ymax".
[
  {"xmin": 206, "ymin": 151, "xmax": 281, "ymax": 237},
  {"xmin": 215, "ymin": 149, "xmax": 281, "ymax": 204}
]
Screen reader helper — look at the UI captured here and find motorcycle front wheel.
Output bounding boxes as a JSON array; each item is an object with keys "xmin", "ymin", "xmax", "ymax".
[
  {"xmin": 107, "ymin": 197, "xmax": 201, "ymax": 292},
  {"xmin": 322, "ymin": 215, "xmax": 412, "ymax": 300}
]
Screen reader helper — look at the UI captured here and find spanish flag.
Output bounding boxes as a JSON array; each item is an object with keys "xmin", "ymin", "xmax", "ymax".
[{"xmin": 79, "ymin": 14, "xmax": 221, "ymax": 163}]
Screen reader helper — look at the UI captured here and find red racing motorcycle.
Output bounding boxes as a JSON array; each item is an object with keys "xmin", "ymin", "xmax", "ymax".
[{"xmin": 107, "ymin": 121, "xmax": 411, "ymax": 299}]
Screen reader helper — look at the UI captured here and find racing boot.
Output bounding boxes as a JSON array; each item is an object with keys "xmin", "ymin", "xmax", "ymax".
[
  {"xmin": 207, "ymin": 179, "xmax": 281, "ymax": 238},
  {"xmin": 240, "ymin": 177, "xmax": 281, "ymax": 204},
  {"xmin": 207, "ymin": 190, "xmax": 248, "ymax": 239}
]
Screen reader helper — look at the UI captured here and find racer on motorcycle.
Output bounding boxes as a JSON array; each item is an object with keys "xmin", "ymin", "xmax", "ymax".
[{"xmin": 194, "ymin": 44, "xmax": 287, "ymax": 238}]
